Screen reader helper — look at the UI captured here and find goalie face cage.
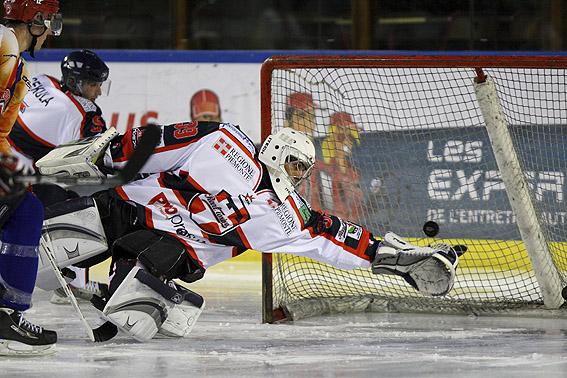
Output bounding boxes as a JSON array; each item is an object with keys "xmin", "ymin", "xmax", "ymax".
[{"xmin": 261, "ymin": 55, "xmax": 567, "ymax": 323}]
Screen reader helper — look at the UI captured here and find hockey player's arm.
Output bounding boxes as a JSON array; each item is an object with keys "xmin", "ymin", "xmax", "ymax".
[
  {"xmin": 0, "ymin": 100, "xmax": 19, "ymax": 154},
  {"xmin": 263, "ymin": 208, "xmax": 379, "ymax": 270},
  {"xmin": 108, "ymin": 122, "xmax": 200, "ymax": 174}
]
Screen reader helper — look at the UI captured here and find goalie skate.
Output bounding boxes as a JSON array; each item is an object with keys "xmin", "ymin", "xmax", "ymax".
[{"xmin": 372, "ymin": 232, "xmax": 459, "ymax": 296}]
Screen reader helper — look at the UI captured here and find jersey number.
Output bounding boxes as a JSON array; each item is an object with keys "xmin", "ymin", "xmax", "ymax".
[{"xmin": 173, "ymin": 122, "xmax": 198, "ymax": 139}]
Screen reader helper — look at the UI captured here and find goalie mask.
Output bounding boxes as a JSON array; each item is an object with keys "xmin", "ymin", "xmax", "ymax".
[{"xmin": 259, "ymin": 128, "xmax": 316, "ymax": 202}]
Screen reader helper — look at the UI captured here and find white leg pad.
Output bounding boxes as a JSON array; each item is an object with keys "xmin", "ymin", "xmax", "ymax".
[
  {"xmin": 159, "ymin": 283, "xmax": 205, "ymax": 338},
  {"xmin": 103, "ymin": 266, "xmax": 175, "ymax": 342},
  {"xmin": 36, "ymin": 197, "xmax": 108, "ymax": 291}
]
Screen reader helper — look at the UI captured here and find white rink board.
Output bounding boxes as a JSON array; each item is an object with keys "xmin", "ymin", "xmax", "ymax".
[{"xmin": 26, "ymin": 61, "xmax": 263, "ymax": 142}]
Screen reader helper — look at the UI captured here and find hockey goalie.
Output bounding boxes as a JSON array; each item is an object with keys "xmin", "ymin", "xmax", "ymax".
[{"xmin": 34, "ymin": 121, "xmax": 459, "ymax": 342}]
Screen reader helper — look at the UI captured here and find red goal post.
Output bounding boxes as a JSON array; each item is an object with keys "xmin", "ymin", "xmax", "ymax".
[{"xmin": 261, "ymin": 55, "xmax": 567, "ymax": 323}]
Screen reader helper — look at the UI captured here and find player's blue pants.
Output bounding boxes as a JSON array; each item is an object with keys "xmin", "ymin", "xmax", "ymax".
[{"xmin": 0, "ymin": 192, "xmax": 43, "ymax": 311}]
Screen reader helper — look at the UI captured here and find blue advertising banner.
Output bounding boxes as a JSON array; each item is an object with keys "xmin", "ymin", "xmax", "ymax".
[{"xmin": 348, "ymin": 125, "xmax": 567, "ymax": 240}]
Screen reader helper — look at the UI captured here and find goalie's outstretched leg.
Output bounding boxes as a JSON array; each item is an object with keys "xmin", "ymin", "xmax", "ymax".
[
  {"xmin": 103, "ymin": 263, "xmax": 204, "ymax": 342},
  {"xmin": 372, "ymin": 232, "xmax": 459, "ymax": 296}
]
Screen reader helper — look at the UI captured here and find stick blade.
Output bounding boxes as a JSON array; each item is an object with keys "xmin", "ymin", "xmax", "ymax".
[{"xmin": 117, "ymin": 124, "xmax": 161, "ymax": 184}]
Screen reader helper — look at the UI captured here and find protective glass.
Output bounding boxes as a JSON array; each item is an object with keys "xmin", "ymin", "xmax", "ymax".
[
  {"xmin": 82, "ymin": 79, "xmax": 112, "ymax": 97},
  {"xmin": 43, "ymin": 13, "xmax": 63, "ymax": 36}
]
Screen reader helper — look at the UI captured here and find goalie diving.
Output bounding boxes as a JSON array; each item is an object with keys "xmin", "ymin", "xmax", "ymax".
[{"xmin": 35, "ymin": 122, "xmax": 459, "ymax": 342}]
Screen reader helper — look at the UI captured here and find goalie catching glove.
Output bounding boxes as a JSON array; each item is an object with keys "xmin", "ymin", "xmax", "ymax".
[{"xmin": 372, "ymin": 232, "xmax": 459, "ymax": 296}]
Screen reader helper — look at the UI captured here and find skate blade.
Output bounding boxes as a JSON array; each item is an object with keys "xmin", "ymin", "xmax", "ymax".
[{"xmin": 0, "ymin": 339, "xmax": 56, "ymax": 357}]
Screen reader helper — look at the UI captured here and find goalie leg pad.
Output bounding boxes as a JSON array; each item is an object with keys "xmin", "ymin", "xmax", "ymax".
[
  {"xmin": 372, "ymin": 232, "xmax": 459, "ymax": 296},
  {"xmin": 36, "ymin": 197, "xmax": 108, "ymax": 291},
  {"xmin": 158, "ymin": 282, "xmax": 205, "ymax": 338},
  {"xmin": 104, "ymin": 265, "xmax": 191, "ymax": 341}
]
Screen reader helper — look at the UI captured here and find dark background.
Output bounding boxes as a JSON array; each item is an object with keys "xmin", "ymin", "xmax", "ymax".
[{"xmin": 54, "ymin": 0, "xmax": 567, "ymax": 51}]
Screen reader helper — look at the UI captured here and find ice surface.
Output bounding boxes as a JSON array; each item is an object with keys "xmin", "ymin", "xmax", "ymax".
[{"xmin": 2, "ymin": 260, "xmax": 567, "ymax": 378}]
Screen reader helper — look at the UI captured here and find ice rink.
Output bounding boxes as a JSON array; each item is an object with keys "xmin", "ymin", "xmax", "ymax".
[{"xmin": 2, "ymin": 258, "xmax": 567, "ymax": 378}]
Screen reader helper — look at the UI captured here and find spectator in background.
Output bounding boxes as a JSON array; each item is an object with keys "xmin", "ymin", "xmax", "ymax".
[
  {"xmin": 321, "ymin": 111, "xmax": 360, "ymax": 170},
  {"xmin": 301, "ymin": 111, "xmax": 364, "ymax": 222},
  {"xmin": 284, "ymin": 91, "xmax": 317, "ymax": 137},
  {"xmin": 190, "ymin": 89, "xmax": 222, "ymax": 122}
]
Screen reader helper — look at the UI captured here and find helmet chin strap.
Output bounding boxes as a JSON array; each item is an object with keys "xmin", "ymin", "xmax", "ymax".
[{"xmin": 26, "ymin": 24, "xmax": 48, "ymax": 58}]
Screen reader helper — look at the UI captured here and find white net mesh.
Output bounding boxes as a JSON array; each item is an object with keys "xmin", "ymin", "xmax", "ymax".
[{"xmin": 262, "ymin": 56, "xmax": 567, "ymax": 321}]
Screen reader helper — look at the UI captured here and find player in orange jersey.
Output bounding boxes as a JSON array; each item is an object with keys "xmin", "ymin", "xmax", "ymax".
[{"xmin": 0, "ymin": 0, "xmax": 62, "ymax": 356}]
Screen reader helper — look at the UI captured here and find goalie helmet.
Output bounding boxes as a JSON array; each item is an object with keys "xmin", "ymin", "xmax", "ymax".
[
  {"xmin": 259, "ymin": 128, "xmax": 316, "ymax": 202},
  {"xmin": 3, "ymin": 0, "xmax": 62, "ymax": 35},
  {"xmin": 61, "ymin": 49, "xmax": 110, "ymax": 97}
]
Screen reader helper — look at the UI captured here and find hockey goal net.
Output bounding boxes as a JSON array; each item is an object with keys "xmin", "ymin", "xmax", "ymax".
[{"xmin": 261, "ymin": 55, "xmax": 567, "ymax": 323}]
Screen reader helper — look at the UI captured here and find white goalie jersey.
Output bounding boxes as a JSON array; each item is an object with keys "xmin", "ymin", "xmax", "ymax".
[{"xmin": 109, "ymin": 122, "xmax": 377, "ymax": 270}]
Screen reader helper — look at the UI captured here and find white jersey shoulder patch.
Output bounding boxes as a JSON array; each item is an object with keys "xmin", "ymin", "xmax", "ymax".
[
  {"xmin": 219, "ymin": 123, "xmax": 256, "ymax": 156},
  {"xmin": 71, "ymin": 93, "xmax": 97, "ymax": 113}
]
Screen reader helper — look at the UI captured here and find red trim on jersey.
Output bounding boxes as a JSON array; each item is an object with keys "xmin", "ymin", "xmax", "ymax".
[
  {"xmin": 172, "ymin": 235, "xmax": 204, "ymax": 267},
  {"xmin": 256, "ymin": 189, "xmax": 274, "ymax": 196},
  {"xmin": 305, "ymin": 224, "xmax": 372, "ymax": 262},
  {"xmin": 15, "ymin": 116, "xmax": 55, "ymax": 147},
  {"xmin": 219, "ymin": 128, "xmax": 255, "ymax": 161},
  {"xmin": 236, "ymin": 227, "xmax": 252, "ymax": 250},
  {"xmin": 157, "ymin": 173, "xmax": 167, "ymax": 188},
  {"xmin": 113, "ymin": 140, "xmax": 134, "ymax": 163},
  {"xmin": 155, "ymin": 141, "xmax": 193, "ymax": 153},
  {"xmin": 172, "ymin": 187, "xmax": 188, "ymax": 208},
  {"xmin": 114, "ymin": 186, "xmax": 130, "ymax": 200},
  {"xmin": 231, "ymin": 247, "xmax": 239, "ymax": 257},
  {"xmin": 46, "ymin": 75, "xmax": 61, "ymax": 89},
  {"xmin": 219, "ymin": 129, "xmax": 264, "ymax": 190},
  {"xmin": 219, "ymin": 128, "xmax": 264, "ymax": 189},
  {"xmin": 63, "ymin": 91, "xmax": 87, "ymax": 138},
  {"xmin": 156, "ymin": 173, "xmax": 189, "ymax": 209},
  {"xmin": 154, "ymin": 132, "xmax": 207, "ymax": 154},
  {"xmin": 145, "ymin": 207, "xmax": 155, "ymax": 229}
]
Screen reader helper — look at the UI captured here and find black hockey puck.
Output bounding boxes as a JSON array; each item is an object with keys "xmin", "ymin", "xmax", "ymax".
[
  {"xmin": 423, "ymin": 221, "xmax": 440, "ymax": 237},
  {"xmin": 562, "ymin": 286, "xmax": 567, "ymax": 301}
]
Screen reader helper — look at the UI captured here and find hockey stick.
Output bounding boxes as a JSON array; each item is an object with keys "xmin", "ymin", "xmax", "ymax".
[
  {"xmin": 40, "ymin": 232, "xmax": 96, "ymax": 341},
  {"xmin": 15, "ymin": 124, "xmax": 161, "ymax": 187},
  {"xmin": 37, "ymin": 125, "xmax": 161, "ymax": 342}
]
